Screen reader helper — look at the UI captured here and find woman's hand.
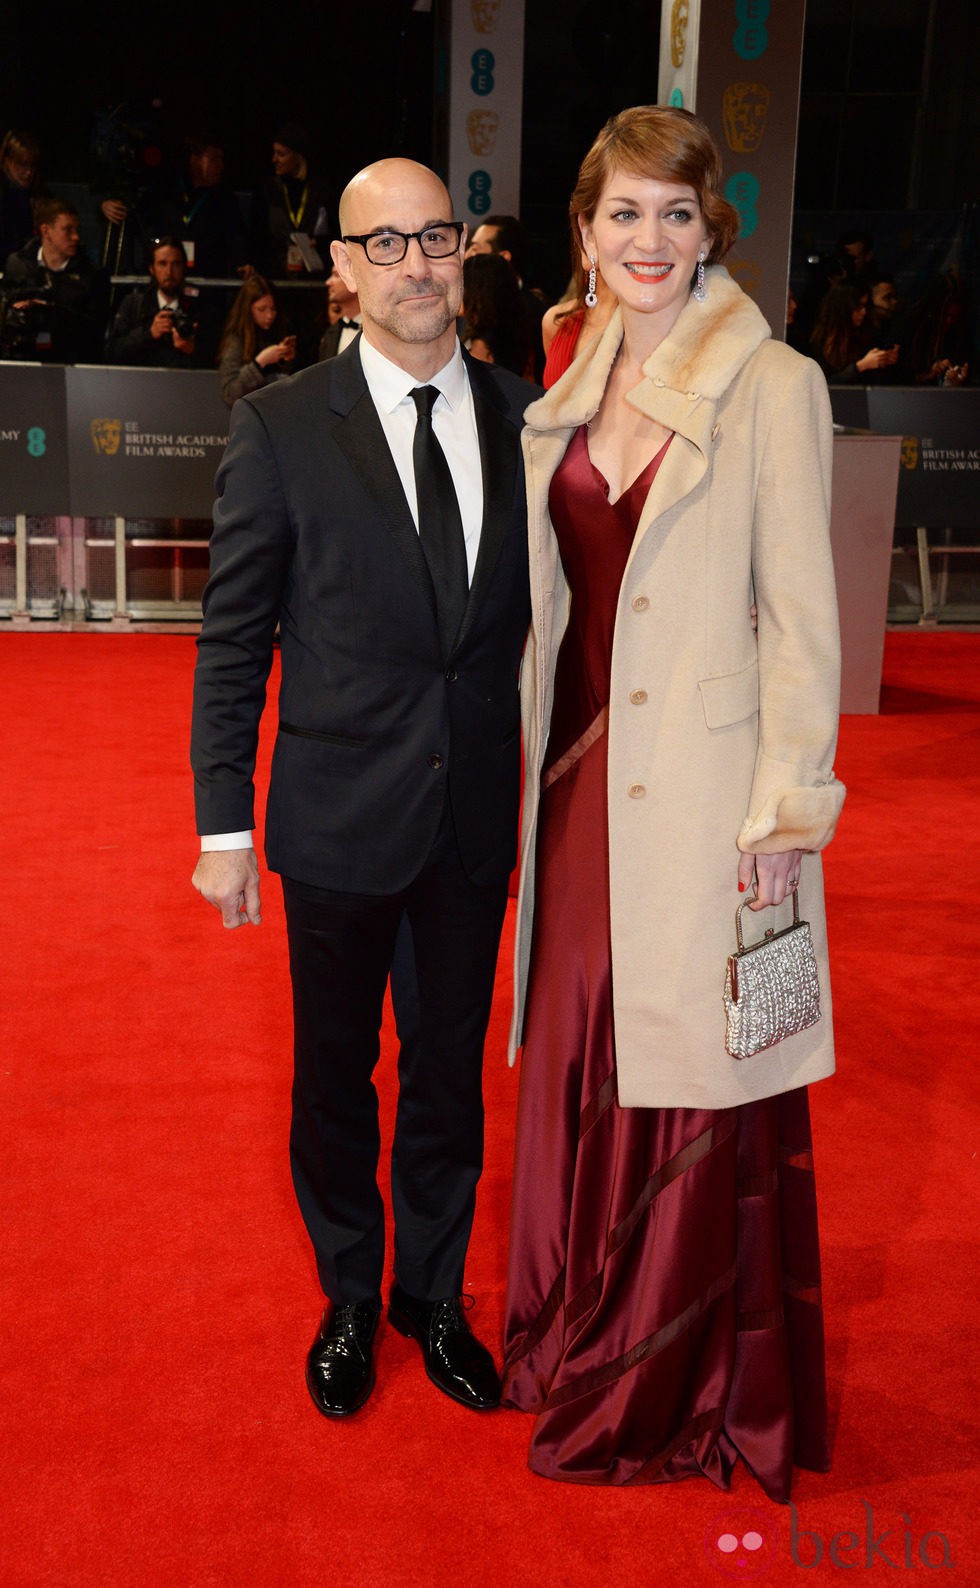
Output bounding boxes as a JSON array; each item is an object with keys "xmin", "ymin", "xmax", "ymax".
[
  {"xmin": 256, "ymin": 338, "xmax": 296, "ymax": 367},
  {"xmin": 856, "ymin": 345, "xmax": 899, "ymax": 373},
  {"xmin": 737, "ymin": 849, "xmax": 803, "ymax": 910}
]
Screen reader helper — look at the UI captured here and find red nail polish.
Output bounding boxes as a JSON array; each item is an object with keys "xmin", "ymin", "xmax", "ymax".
[{"xmin": 738, "ymin": 882, "xmax": 746, "ymax": 892}]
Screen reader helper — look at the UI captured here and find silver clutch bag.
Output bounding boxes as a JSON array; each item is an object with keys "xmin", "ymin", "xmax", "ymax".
[{"xmin": 723, "ymin": 891, "xmax": 821, "ymax": 1059}]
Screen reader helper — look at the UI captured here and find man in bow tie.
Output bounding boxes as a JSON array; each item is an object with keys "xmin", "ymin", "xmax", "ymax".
[
  {"xmin": 317, "ymin": 266, "xmax": 362, "ymax": 359},
  {"xmin": 191, "ymin": 158, "xmax": 535, "ymax": 1421}
]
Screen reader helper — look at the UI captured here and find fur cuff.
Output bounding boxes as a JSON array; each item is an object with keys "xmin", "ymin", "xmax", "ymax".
[{"xmin": 738, "ymin": 776, "xmax": 846, "ymax": 854}]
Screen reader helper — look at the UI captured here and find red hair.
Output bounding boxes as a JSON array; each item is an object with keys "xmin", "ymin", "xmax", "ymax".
[{"xmin": 570, "ymin": 105, "xmax": 740, "ymax": 264}]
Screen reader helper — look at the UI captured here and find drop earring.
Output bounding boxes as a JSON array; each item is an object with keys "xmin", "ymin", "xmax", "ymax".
[
  {"xmin": 585, "ymin": 258, "xmax": 598, "ymax": 309},
  {"xmin": 693, "ymin": 250, "xmax": 707, "ymax": 302}
]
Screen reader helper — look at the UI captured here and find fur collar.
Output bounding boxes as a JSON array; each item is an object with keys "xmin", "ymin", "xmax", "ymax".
[{"xmin": 525, "ymin": 268, "xmax": 771, "ymax": 435}]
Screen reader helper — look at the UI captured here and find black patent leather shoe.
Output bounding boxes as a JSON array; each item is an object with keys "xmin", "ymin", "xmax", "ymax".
[
  {"xmin": 388, "ymin": 1284, "xmax": 501, "ymax": 1410},
  {"xmin": 305, "ymin": 1297, "xmax": 381, "ymax": 1418}
]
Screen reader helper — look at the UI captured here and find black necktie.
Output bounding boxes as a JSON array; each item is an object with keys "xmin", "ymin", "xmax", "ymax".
[{"xmin": 411, "ymin": 385, "xmax": 468, "ymax": 652}]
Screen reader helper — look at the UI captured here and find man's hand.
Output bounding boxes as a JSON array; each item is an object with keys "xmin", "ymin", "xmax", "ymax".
[
  {"xmin": 172, "ymin": 325, "xmax": 197, "ymax": 355},
  {"xmin": 192, "ymin": 848, "xmax": 262, "ymax": 928},
  {"xmin": 737, "ymin": 848, "xmax": 803, "ymax": 910}
]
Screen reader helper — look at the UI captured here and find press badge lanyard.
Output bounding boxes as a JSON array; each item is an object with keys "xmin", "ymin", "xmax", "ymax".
[
  {"xmin": 180, "ymin": 185, "xmax": 207, "ymax": 228},
  {"xmin": 279, "ymin": 180, "xmax": 309, "ymax": 230}
]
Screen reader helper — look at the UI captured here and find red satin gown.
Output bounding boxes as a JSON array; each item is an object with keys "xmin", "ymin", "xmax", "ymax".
[{"xmin": 501, "ymin": 425, "xmax": 830, "ymax": 1497}]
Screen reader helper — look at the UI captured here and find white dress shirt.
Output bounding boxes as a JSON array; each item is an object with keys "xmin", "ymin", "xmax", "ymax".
[
  {"xmin": 201, "ymin": 334, "xmax": 484, "ymax": 853},
  {"xmin": 358, "ymin": 335, "xmax": 483, "ymax": 580}
]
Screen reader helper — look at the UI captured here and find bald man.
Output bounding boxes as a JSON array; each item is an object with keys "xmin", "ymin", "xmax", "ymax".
[{"xmin": 191, "ymin": 160, "xmax": 535, "ymax": 1419}]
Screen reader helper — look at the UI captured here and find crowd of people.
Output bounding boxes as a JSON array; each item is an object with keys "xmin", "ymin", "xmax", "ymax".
[
  {"xmin": 3, "ymin": 124, "xmax": 972, "ymax": 389},
  {"xmin": 789, "ymin": 229, "xmax": 971, "ymax": 386}
]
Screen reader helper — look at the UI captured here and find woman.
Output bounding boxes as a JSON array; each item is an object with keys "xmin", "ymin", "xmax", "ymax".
[
  {"xmin": 462, "ymin": 251, "xmax": 534, "ymax": 377},
  {"xmin": 0, "ymin": 130, "xmax": 43, "ymax": 264},
  {"xmin": 217, "ymin": 275, "xmax": 297, "ymax": 407},
  {"xmin": 541, "ymin": 247, "xmax": 615, "ymax": 388},
  {"xmin": 810, "ymin": 282, "xmax": 899, "ymax": 382},
  {"xmin": 503, "ymin": 106, "xmax": 846, "ymax": 1499},
  {"xmin": 906, "ymin": 270, "xmax": 971, "ymax": 386}
]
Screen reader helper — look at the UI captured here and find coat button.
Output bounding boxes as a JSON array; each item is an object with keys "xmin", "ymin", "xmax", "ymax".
[
  {"xmin": 631, "ymin": 594, "xmax": 649, "ymax": 612},
  {"xmin": 629, "ymin": 688, "xmax": 648, "ymax": 705},
  {"xmin": 427, "ymin": 754, "xmax": 445, "ymax": 770},
  {"xmin": 445, "ymin": 668, "xmax": 458, "ymax": 682},
  {"xmin": 628, "ymin": 783, "xmax": 646, "ymax": 798}
]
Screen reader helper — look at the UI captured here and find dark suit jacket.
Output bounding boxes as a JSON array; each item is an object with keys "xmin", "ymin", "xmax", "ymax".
[
  {"xmin": 191, "ymin": 340, "xmax": 535, "ymax": 893},
  {"xmin": 316, "ymin": 320, "xmax": 360, "ymax": 362}
]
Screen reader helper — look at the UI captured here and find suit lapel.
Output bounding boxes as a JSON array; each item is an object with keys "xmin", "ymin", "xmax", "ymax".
[
  {"xmin": 327, "ymin": 343, "xmax": 437, "ymax": 618},
  {"xmin": 454, "ymin": 356, "xmax": 520, "ymax": 652}
]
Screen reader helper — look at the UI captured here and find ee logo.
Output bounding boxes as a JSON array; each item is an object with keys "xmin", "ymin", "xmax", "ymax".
[
  {"xmin": 27, "ymin": 427, "xmax": 46, "ymax": 457},
  {"xmin": 725, "ymin": 171, "xmax": 760, "ymax": 239},
  {"xmin": 734, "ymin": 0, "xmax": 769, "ymax": 61},
  {"xmin": 471, "ymin": 48, "xmax": 494, "ymax": 95},
  {"xmin": 468, "ymin": 169, "xmax": 492, "ymax": 215}
]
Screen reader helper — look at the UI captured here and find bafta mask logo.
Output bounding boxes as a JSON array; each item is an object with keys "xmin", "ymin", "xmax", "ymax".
[
  {"xmin": 723, "ymin": 82, "xmax": 771, "ymax": 153},
  {"xmin": 670, "ymin": 0, "xmax": 689, "ymax": 68},
  {"xmin": 901, "ymin": 435, "xmax": 919, "ymax": 470},
  {"xmin": 726, "ymin": 258, "xmax": 761, "ymax": 297},
  {"xmin": 91, "ymin": 418, "xmax": 122, "ymax": 456},
  {"xmin": 467, "ymin": 109, "xmax": 500, "ymax": 157},
  {"xmin": 471, "ymin": 0, "xmax": 501, "ymax": 34}
]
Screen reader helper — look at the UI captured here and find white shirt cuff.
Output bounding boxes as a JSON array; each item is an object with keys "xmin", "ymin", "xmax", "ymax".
[{"xmin": 200, "ymin": 832, "xmax": 254, "ymax": 851}]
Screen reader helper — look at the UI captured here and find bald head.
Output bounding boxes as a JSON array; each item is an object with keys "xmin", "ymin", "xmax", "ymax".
[
  {"xmin": 331, "ymin": 158, "xmax": 465, "ymax": 378},
  {"xmin": 338, "ymin": 158, "xmax": 454, "ymax": 237}
]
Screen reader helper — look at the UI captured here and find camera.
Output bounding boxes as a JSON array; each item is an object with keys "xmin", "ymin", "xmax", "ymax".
[
  {"xmin": 0, "ymin": 278, "xmax": 54, "ymax": 357},
  {"xmin": 170, "ymin": 305, "xmax": 196, "ymax": 340}
]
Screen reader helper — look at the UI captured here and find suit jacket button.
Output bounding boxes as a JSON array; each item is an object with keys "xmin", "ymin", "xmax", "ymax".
[
  {"xmin": 445, "ymin": 668, "xmax": 458, "ymax": 682},
  {"xmin": 427, "ymin": 753, "xmax": 445, "ymax": 770},
  {"xmin": 628, "ymin": 783, "xmax": 646, "ymax": 798}
]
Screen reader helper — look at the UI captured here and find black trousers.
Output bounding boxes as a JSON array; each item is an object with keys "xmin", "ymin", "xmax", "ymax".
[{"xmin": 281, "ymin": 807, "xmax": 510, "ymax": 1305}]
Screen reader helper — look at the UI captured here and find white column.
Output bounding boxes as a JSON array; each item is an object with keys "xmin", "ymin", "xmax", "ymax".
[{"xmin": 446, "ymin": 0, "xmax": 526, "ymax": 223}]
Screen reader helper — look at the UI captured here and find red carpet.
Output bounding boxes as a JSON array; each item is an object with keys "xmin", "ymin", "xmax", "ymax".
[{"xmin": 1, "ymin": 630, "xmax": 978, "ymax": 1585}]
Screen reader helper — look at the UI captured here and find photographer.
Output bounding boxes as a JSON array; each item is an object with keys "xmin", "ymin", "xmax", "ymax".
[
  {"xmin": 2, "ymin": 197, "xmax": 108, "ymax": 362},
  {"xmin": 105, "ymin": 237, "xmax": 215, "ymax": 367}
]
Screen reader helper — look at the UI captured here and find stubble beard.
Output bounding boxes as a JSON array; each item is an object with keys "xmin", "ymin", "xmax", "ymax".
[{"xmin": 372, "ymin": 276, "xmax": 461, "ymax": 346}]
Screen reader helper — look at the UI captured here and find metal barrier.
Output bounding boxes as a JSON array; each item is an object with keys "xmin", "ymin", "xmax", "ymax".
[
  {"xmin": 1, "ymin": 366, "xmax": 976, "ymax": 629},
  {"xmin": 0, "ymin": 364, "xmax": 226, "ymax": 624}
]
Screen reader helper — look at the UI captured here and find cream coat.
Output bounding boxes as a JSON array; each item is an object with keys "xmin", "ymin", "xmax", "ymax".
[{"xmin": 510, "ymin": 268, "xmax": 846, "ymax": 1108}]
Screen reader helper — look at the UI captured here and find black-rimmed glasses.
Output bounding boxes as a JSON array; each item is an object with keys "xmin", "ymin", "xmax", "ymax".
[{"xmin": 342, "ymin": 223, "xmax": 465, "ymax": 266}]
